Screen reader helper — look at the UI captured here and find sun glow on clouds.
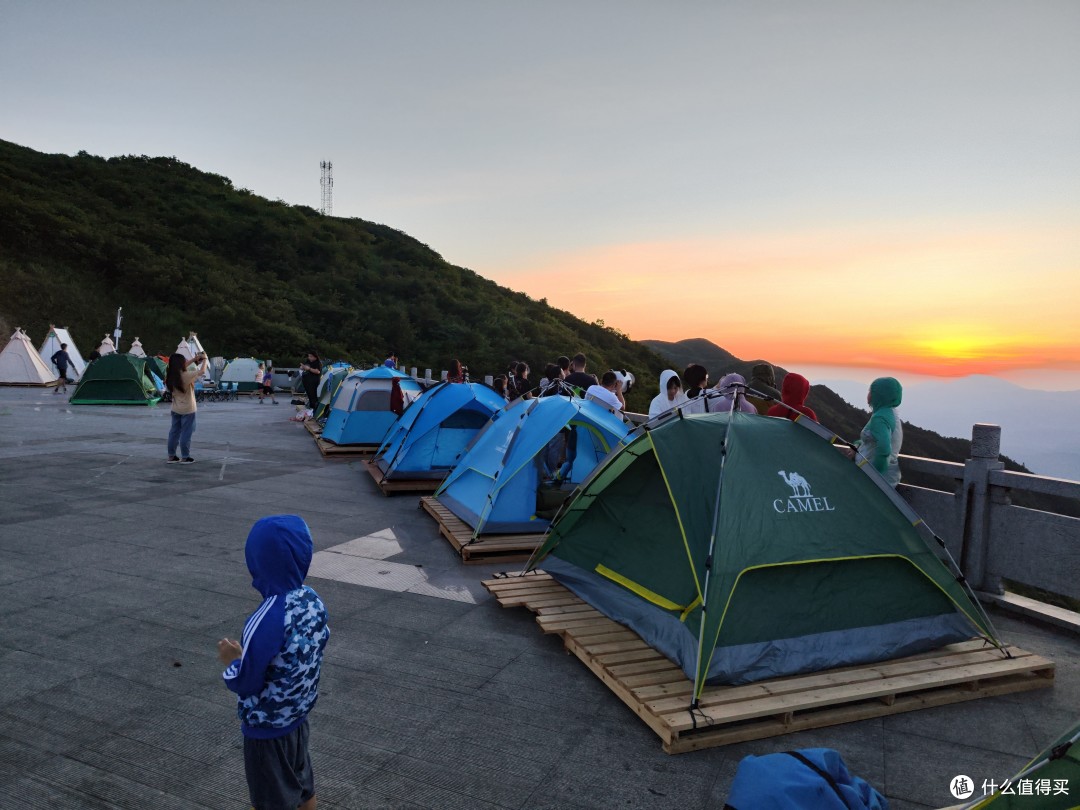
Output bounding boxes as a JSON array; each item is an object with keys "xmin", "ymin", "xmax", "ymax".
[{"xmin": 492, "ymin": 224, "xmax": 1080, "ymax": 377}]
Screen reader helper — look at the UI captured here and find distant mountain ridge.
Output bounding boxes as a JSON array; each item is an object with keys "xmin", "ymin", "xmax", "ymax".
[{"xmin": 642, "ymin": 337, "xmax": 1028, "ymax": 471}]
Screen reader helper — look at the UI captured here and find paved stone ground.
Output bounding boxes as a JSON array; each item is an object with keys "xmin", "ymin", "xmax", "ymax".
[{"xmin": 0, "ymin": 387, "xmax": 1076, "ymax": 810}]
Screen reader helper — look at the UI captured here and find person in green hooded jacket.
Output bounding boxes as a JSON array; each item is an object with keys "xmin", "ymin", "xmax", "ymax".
[{"xmin": 844, "ymin": 376, "xmax": 904, "ymax": 487}]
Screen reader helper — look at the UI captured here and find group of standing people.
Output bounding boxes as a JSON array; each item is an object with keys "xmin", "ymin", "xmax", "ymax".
[
  {"xmin": 648, "ymin": 361, "xmax": 904, "ymax": 487},
  {"xmin": 494, "ymin": 353, "xmax": 626, "ymax": 415}
]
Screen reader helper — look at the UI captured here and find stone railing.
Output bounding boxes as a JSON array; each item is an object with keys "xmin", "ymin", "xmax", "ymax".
[{"xmin": 898, "ymin": 423, "xmax": 1080, "ymax": 626}]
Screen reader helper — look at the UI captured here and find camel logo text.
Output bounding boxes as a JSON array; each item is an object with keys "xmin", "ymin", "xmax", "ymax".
[{"xmin": 773, "ymin": 470, "xmax": 836, "ymax": 514}]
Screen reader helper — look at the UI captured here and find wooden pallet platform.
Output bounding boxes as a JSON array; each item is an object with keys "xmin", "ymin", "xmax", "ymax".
[
  {"xmin": 304, "ymin": 420, "xmax": 322, "ymax": 437},
  {"xmin": 482, "ymin": 573, "xmax": 1056, "ymax": 754},
  {"xmin": 363, "ymin": 460, "xmax": 444, "ymax": 496},
  {"xmin": 419, "ymin": 496, "xmax": 546, "ymax": 565},
  {"xmin": 314, "ymin": 436, "xmax": 378, "ymax": 458}
]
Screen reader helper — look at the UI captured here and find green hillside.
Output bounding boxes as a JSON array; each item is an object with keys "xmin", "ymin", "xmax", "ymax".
[{"xmin": 0, "ymin": 139, "xmax": 667, "ymax": 410}]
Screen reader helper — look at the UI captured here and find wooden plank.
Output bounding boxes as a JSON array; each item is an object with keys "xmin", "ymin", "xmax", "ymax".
[
  {"xmin": 636, "ymin": 645, "xmax": 1019, "ymax": 708},
  {"xmin": 663, "ymin": 654, "xmax": 1055, "ymax": 732},
  {"xmin": 482, "ymin": 575, "xmax": 1057, "ymax": 754},
  {"xmin": 362, "ymin": 460, "xmax": 443, "ymax": 495},
  {"xmin": 644, "ymin": 644, "xmax": 1038, "ymax": 715},
  {"xmin": 420, "ymin": 496, "xmax": 547, "ymax": 565},
  {"xmin": 663, "ymin": 671, "xmax": 1053, "ymax": 754},
  {"xmin": 314, "ymin": 436, "xmax": 377, "ymax": 457}
]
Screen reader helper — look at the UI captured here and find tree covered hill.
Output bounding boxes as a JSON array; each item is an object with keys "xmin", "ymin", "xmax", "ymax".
[{"xmin": 0, "ymin": 139, "xmax": 668, "ymax": 409}]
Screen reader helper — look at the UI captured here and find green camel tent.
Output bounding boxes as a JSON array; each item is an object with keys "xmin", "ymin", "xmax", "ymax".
[
  {"xmin": 69, "ymin": 353, "xmax": 163, "ymax": 406},
  {"xmin": 528, "ymin": 409, "xmax": 1003, "ymax": 701}
]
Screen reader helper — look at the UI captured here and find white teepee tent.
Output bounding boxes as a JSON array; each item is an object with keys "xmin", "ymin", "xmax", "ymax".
[
  {"xmin": 38, "ymin": 325, "xmax": 87, "ymax": 380},
  {"xmin": 186, "ymin": 332, "xmax": 212, "ymax": 380},
  {"xmin": 0, "ymin": 329, "xmax": 60, "ymax": 386},
  {"xmin": 174, "ymin": 336, "xmax": 194, "ymax": 361},
  {"xmin": 96, "ymin": 335, "xmax": 116, "ymax": 356},
  {"xmin": 128, "ymin": 337, "xmax": 147, "ymax": 357}
]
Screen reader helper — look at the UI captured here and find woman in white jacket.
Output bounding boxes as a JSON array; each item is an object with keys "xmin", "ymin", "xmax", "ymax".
[{"xmin": 648, "ymin": 369, "xmax": 688, "ymax": 418}]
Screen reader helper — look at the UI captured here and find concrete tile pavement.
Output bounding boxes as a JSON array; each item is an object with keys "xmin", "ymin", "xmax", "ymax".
[{"xmin": 0, "ymin": 387, "xmax": 1077, "ymax": 809}]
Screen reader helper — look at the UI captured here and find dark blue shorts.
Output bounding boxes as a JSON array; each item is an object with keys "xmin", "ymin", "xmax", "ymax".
[{"xmin": 243, "ymin": 720, "xmax": 314, "ymax": 810}]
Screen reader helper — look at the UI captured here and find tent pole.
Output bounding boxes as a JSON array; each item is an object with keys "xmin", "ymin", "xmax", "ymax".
[{"xmin": 691, "ymin": 384, "xmax": 741, "ymax": 703}]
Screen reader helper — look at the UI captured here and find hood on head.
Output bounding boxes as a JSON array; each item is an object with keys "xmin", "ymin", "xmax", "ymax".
[
  {"xmin": 780, "ymin": 373, "xmax": 810, "ymax": 406},
  {"xmin": 751, "ymin": 363, "xmax": 775, "ymax": 386},
  {"xmin": 658, "ymin": 369, "xmax": 680, "ymax": 396},
  {"xmin": 245, "ymin": 515, "xmax": 313, "ymax": 597},
  {"xmin": 869, "ymin": 376, "xmax": 903, "ymax": 410},
  {"xmin": 718, "ymin": 372, "xmax": 746, "ymax": 394}
]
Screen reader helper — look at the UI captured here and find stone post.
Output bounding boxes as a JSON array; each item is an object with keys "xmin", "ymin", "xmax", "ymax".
[
  {"xmin": 409, "ymin": 367, "xmax": 417, "ymax": 379},
  {"xmin": 424, "ymin": 369, "xmax": 432, "ymax": 383},
  {"xmin": 440, "ymin": 370, "xmax": 448, "ymax": 382},
  {"xmin": 484, "ymin": 375, "xmax": 494, "ymax": 386},
  {"xmin": 959, "ymin": 423, "xmax": 1005, "ymax": 594}
]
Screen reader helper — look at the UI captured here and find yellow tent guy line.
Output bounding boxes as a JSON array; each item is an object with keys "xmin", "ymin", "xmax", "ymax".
[
  {"xmin": 694, "ymin": 553, "xmax": 996, "ymax": 701},
  {"xmin": 680, "ymin": 595, "xmax": 702, "ymax": 622},
  {"xmin": 595, "ymin": 564, "xmax": 686, "ymax": 612},
  {"xmin": 648, "ymin": 434, "xmax": 699, "ymax": 600}
]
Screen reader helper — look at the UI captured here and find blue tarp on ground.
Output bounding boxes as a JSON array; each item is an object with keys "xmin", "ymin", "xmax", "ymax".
[
  {"xmin": 435, "ymin": 394, "xmax": 632, "ymax": 534},
  {"xmin": 321, "ymin": 367, "xmax": 423, "ymax": 446},
  {"xmin": 374, "ymin": 381, "xmax": 507, "ymax": 480}
]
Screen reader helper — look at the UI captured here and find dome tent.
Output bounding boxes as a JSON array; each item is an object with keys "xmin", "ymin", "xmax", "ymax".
[
  {"xmin": 313, "ymin": 362, "xmax": 354, "ymax": 423},
  {"xmin": 0, "ymin": 329, "xmax": 60, "ymax": 386},
  {"xmin": 38, "ymin": 326, "xmax": 87, "ymax": 380},
  {"xmin": 435, "ymin": 394, "xmax": 632, "ymax": 535},
  {"xmin": 321, "ymin": 367, "xmax": 423, "ymax": 447},
  {"xmin": 374, "ymin": 381, "xmax": 507, "ymax": 481},
  {"xmin": 528, "ymin": 409, "xmax": 1003, "ymax": 694},
  {"xmin": 221, "ymin": 357, "xmax": 265, "ymax": 392},
  {"xmin": 69, "ymin": 353, "xmax": 163, "ymax": 405}
]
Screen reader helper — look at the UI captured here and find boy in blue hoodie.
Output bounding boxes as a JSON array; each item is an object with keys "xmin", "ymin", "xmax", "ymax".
[{"xmin": 217, "ymin": 515, "xmax": 330, "ymax": 810}]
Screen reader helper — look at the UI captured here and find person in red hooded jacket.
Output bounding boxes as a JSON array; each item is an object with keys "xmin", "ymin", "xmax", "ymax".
[{"xmin": 766, "ymin": 372, "xmax": 818, "ymax": 422}]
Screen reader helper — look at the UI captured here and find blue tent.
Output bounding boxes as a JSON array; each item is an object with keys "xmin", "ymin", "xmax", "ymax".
[
  {"xmin": 435, "ymin": 395, "xmax": 632, "ymax": 534},
  {"xmin": 321, "ymin": 367, "xmax": 424, "ymax": 447},
  {"xmin": 374, "ymin": 381, "xmax": 508, "ymax": 480}
]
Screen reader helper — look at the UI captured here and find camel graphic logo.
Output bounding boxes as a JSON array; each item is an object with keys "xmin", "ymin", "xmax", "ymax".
[{"xmin": 773, "ymin": 470, "xmax": 837, "ymax": 514}]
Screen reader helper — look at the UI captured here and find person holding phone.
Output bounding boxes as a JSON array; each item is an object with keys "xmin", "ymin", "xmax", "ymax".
[{"xmin": 166, "ymin": 351, "xmax": 209, "ymax": 464}]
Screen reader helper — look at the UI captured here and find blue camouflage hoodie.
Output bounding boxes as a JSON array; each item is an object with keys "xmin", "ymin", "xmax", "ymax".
[{"xmin": 222, "ymin": 515, "xmax": 330, "ymax": 739}]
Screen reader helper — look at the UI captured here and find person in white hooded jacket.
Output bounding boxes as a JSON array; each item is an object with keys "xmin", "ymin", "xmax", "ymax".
[{"xmin": 648, "ymin": 369, "xmax": 689, "ymax": 418}]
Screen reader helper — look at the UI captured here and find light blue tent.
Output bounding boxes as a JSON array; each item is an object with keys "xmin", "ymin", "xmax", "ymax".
[
  {"xmin": 435, "ymin": 395, "xmax": 632, "ymax": 534},
  {"xmin": 321, "ymin": 367, "xmax": 423, "ymax": 447},
  {"xmin": 374, "ymin": 381, "xmax": 508, "ymax": 480}
]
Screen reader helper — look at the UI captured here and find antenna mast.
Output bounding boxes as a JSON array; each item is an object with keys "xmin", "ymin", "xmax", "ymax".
[{"xmin": 320, "ymin": 160, "xmax": 333, "ymax": 216}]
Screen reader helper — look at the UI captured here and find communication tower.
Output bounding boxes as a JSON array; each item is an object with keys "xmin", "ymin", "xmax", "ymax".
[{"xmin": 320, "ymin": 160, "xmax": 333, "ymax": 216}]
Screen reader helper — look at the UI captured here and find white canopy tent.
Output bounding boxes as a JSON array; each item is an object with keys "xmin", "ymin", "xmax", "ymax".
[
  {"xmin": 38, "ymin": 325, "xmax": 87, "ymax": 380},
  {"xmin": 0, "ymin": 329, "xmax": 60, "ymax": 386}
]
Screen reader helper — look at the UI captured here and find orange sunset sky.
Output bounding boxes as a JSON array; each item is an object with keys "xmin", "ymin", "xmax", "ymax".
[{"xmin": 492, "ymin": 221, "xmax": 1080, "ymax": 378}]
